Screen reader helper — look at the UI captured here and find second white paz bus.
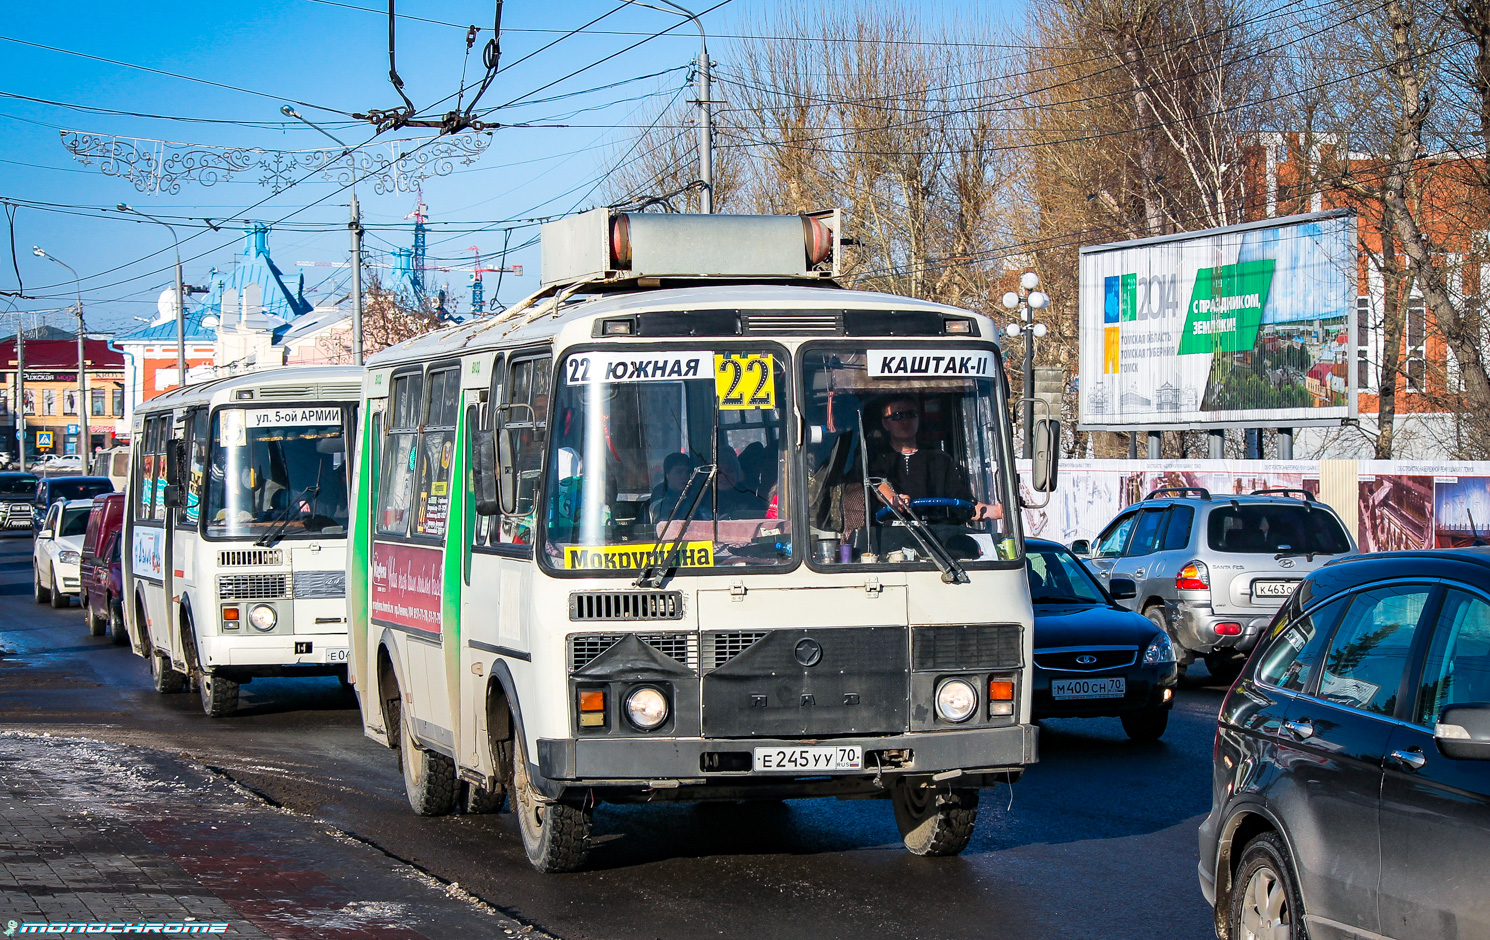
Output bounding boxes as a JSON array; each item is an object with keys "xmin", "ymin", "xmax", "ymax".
[
  {"xmin": 124, "ymin": 366, "xmax": 360, "ymax": 717},
  {"xmin": 347, "ymin": 210, "xmax": 1059, "ymax": 871}
]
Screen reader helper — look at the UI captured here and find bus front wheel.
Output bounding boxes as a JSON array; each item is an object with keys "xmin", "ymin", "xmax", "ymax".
[
  {"xmin": 891, "ymin": 784, "xmax": 978, "ymax": 857},
  {"xmin": 511, "ymin": 728, "xmax": 591, "ymax": 872}
]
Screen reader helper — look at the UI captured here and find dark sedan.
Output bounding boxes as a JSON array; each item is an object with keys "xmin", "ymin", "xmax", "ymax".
[
  {"xmin": 1200, "ymin": 549, "xmax": 1490, "ymax": 940},
  {"xmin": 1027, "ymin": 539, "xmax": 1180, "ymax": 741},
  {"xmin": 30, "ymin": 475, "xmax": 113, "ymax": 534}
]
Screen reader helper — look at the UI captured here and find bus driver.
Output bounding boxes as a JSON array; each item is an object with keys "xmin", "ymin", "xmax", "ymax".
[{"xmin": 868, "ymin": 395, "xmax": 1002, "ymax": 525}]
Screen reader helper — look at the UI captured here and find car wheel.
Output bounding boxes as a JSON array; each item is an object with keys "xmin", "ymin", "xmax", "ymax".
[
  {"xmin": 198, "ymin": 670, "xmax": 240, "ymax": 718},
  {"xmin": 511, "ymin": 725, "xmax": 592, "ymax": 872},
  {"xmin": 1230, "ymin": 831, "xmax": 1307, "ymax": 940},
  {"xmin": 1205, "ymin": 651, "xmax": 1245, "ymax": 687},
  {"xmin": 1120, "ymin": 706, "xmax": 1170, "ymax": 741},
  {"xmin": 108, "ymin": 600, "xmax": 128, "ymax": 647},
  {"xmin": 48, "ymin": 568, "xmax": 68, "ymax": 608},
  {"xmin": 86, "ymin": 597, "xmax": 107, "ymax": 637},
  {"xmin": 33, "ymin": 566, "xmax": 49, "ymax": 604},
  {"xmin": 891, "ymin": 784, "xmax": 979, "ymax": 856}
]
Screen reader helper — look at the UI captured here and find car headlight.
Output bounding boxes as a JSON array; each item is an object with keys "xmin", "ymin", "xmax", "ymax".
[
  {"xmin": 249, "ymin": 604, "xmax": 278, "ymax": 632},
  {"xmin": 57, "ymin": 550, "xmax": 80, "ymax": 565},
  {"xmin": 624, "ymin": 686, "xmax": 669, "ymax": 730},
  {"xmin": 1143, "ymin": 632, "xmax": 1176, "ymax": 665},
  {"xmin": 935, "ymin": 677, "xmax": 978, "ymax": 723}
]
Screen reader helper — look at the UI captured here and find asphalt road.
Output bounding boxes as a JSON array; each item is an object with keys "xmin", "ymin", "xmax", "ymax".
[{"xmin": 0, "ymin": 531, "xmax": 1225, "ymax": 940}]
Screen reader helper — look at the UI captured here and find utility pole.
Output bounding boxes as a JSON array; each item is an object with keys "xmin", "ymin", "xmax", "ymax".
[
  {"xmin": 350, "ymin": 192, "xmax": 365, "ymax": 365},
  {"xmin": 698, "ymin": 34, "xmax": 712, "ymax": 214},
  {"xmin": 14, "ymin": 314, "xmax": 24, "ymax": 472},
  {"xmin": 32, "ymin": 247, "xmax": 87, "ymax": 460}
]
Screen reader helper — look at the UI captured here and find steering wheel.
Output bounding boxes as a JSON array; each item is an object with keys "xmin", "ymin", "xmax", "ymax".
[{"xmin": 875, "ymin": 497, "xmax": 975, "ymax": 523}]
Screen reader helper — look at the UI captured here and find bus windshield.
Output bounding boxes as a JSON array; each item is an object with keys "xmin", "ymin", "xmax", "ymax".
[
  {"xmin": 206, "ymin": 407, "xmax": 349, "ymax": 540},
  {"xmin": 540, "ymin": 348, "xmax": 789, "ymax": 574},
  {"xmin": 800, "ymin": 347, "xmax": 1018, "ymax": 566}
]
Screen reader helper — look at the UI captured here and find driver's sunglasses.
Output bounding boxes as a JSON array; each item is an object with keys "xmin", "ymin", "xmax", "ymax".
[{"xmin": 884, "ymin": 410, "xmax": 919, "ymax": 421}]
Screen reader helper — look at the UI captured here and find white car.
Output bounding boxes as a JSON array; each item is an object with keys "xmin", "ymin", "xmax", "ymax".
[{"xmin": 34, "ymin": 498, "xmax": 92, "ymax": 609}]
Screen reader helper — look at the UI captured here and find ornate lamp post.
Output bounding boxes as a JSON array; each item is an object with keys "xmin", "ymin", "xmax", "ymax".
[
  {"xmin": 31, "ymin": 246, "xmax": 88, "ymax": 460},
  {"xmin": 1001, "ymin": 272, "xmax": 1050, "ymax": 459}
]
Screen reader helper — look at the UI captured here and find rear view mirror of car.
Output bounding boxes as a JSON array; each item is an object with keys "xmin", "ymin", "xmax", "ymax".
[
  {"xmin": 1070, "ymin": 539, "xmax": 1091, "ymax": 556},
  {"xmin": 1108, "ymin": 577, "xmax": 1138, "ymax": 600},
  {"xmin": 37, "ymin": 528, "xmax": 53, "ymax": 541},
  {"xmin": 1436, "ymin": 704, "xmax": 1490, "ymax": 760}
]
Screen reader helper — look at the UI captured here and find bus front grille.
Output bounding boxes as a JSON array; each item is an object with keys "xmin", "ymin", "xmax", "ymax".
[
  {"xmin": 568, "ymin": 632, "xmax": 698, "ymax": 672},
  {"xmin": 741, "ymin": 312, "xmax": 839, "ymax": 334},
  {"xmin": 219, "ymin": 549, "xmax": 283, "ymax": 567},
  {"xmin": 218, "ymin": 573, "xmax": 291, "ymax": 600},
  {"xmin": 702, "ymin": 631, "xmax": 768, "ymax": 671},
  {"xmin": 569, "ymin": 590, "xmax": 683, "ymax": 622},
  {"xmin": 911, "ymin": 624, "xmax": 1023, "ymax": 672}
]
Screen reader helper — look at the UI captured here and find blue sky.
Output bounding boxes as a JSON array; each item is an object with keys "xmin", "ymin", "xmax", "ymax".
[{"xmin": 0, "ymin": 1, "xmax": 1023, "ymax": 332}]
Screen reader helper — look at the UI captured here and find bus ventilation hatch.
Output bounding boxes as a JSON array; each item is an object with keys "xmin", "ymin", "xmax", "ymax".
[
  {"xmin": 702, "ymin": 631, "xmax": 769, "ymax": 671},
  {"xmin": 219, "ymin": 549, "xmax": 283, "ymax": 567},
  {"xmin": 568, "ymin": 590, "xmax": 684, "ymax": 622}
]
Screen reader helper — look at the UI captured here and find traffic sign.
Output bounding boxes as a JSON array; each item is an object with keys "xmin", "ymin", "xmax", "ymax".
[
  {"xmin": 66, "ymin": 424, "xmax": 79, "ymax": 435},
  {"xmin": 36, "ymin": 431, "xmax": 53, "ymax": 450}
]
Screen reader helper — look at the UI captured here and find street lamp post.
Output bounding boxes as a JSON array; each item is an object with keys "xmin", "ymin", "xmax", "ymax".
[
  {"xmin": 32, "ymin": 247, "xmax": 88, "ymax": 461},
  {"xmin": 281, "ymin": 106, "xmax": 365, "ymax": 364},
  {"xmin": 1001, "ymin": 272, "xmax": 1050, "ymax": 459},
  {"xmin": 117, "ymin": 205, "xmax": 190, "ymax": 389},
  {"xmin": 629, "ymin": 0, "xmax": 712, "ymax": 212}
]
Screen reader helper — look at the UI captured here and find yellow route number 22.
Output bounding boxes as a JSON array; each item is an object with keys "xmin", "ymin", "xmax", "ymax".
[{"xmin": 714, "ymin": 353, "xmax": 775, "ymax": 410}]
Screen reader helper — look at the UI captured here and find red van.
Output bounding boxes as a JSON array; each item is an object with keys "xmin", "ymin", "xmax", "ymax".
[{"xmin": 79, "ymin": 493, "xmax": 126, "ymax": 643}]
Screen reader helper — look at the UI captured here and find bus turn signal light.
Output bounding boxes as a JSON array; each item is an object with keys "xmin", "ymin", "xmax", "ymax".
[
  {"xmin": 988, "ymin": 679, "xmax": 1015, "ymax": 717},
  {"xmin": 579, "ymin": 690, "xmax": 606, "ymax": 727}
]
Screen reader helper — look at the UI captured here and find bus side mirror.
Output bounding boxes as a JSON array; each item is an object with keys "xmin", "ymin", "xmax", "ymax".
[
  {"xmin": 163, "ymin": 440, "xmax": 186, "ymax": 508},
  {"xmin": 472, "ymin": 429, "xmax": 499, "ymax": 517},
  {"xmin": 497, "ymin": 428, "xmax": 517, "ymax": 516},
  {"xmin": 1031, "ymin": 418, "xmax": 1061, "ymax": 493}
]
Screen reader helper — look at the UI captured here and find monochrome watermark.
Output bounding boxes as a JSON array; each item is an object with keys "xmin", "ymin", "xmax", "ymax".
[{"xmin": 5, "ymin": 922, "xmax": 230, "ymax": 934}]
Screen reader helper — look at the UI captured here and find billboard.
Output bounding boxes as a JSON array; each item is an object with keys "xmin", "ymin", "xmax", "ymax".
[{"xmin": 1078, "ymin": 210, "xmax": 1357, "ymax": 430}]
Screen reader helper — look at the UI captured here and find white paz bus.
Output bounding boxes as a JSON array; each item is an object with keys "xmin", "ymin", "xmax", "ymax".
[
  {"xmin": 347, "ymin": 210, "xmax": 1059, "ymax": 871},
  {"xmin": 124, "ymin": 366, "xmax": 361, "ymax": 717}
]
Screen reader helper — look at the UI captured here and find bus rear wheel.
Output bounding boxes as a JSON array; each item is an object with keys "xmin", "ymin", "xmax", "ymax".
[
  {"xmin": 392, "ymin": 683, "xmax": 457, "ymax": 816},
  {"xmin": 199, "ymin": 671, "xmax": 239, "ymax": 718},
  {"xmin": 149, "ymin": 648, "xmax": 186, "ymax": 694},
  {"xmin": 891, "ymin": 784, "xmax": 978, "ymax": 857},
  {"xmin": 511, "ymin": 728, "xmax": 591, "ymax": 872}
]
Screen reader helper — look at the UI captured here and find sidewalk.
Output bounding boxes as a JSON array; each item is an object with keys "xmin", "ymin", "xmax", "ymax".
[{"xmin": 0, "ymin": 732, "xmax": 541, "ymax": 939}]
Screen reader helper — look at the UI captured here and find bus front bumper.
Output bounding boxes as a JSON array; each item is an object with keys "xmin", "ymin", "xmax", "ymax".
[{"xmin": 536, "ymin": 723, "xmax": 1036, "ymax": 794}]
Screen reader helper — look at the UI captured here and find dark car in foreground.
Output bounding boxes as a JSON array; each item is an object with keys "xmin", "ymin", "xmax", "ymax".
[
  {"xmin": 1200, "ymin": 549, "xmax": 1490, "ymax": 940},
  {"xmin": 1026, "ymin": 539, "xmax": 1180, "ymax": 741},
  {"xmin": 30, "ymin": 475, "xmax": 113, "ymax": 534}
]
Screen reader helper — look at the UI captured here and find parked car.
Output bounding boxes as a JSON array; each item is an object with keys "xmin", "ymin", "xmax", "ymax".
[
  {"xmin": 90, "ymin": 446, "xmax": 130, "ymax": 492},
  {"xmin": 1026, "ymin": 539, "xmax": 1179, "ymax": 740},
  {"xmin": 33, "ymin": 498, "xmax": 93, "ymax": 608},
  {"xmin": 79, "ymin": 492, "xmax": 126, "ymax": 643},
  {"xmin": 30, "ymin": 475, "xmax": 113, "ymax": 534},
  {"xmin": 1072, "ymin": 487, "xmax": 1356, "ymax": 683},
  {"xmin": 35, "ymin": 454, "xmax": 83, "ymax": 472},
  {"xmin": 0, "ymin": 471, "xmax": 40, "ymax": 529},
  {"xmin": 1200, "ymin": 549, "xmax": 1490, "ymax": 940}
]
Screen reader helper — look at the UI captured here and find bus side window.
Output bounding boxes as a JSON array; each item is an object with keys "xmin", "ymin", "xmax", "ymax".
[
  {"xmin": 500, "ymin": 355, "xmax": 549, "ymax": 545},
  {"xmin": 413, "ymin": 366, "xmax": 459, "ymax": 539},
  {"xmin": 133, "ymin": 416, "xmax": 154, "ymax": 521},
  {"xmin": 377, "ymin": 371, "xmax": 423, "ymax": 537},
  {"xmin": 179, "ymin": 408, "xmax": 208, "ymax": 529}
]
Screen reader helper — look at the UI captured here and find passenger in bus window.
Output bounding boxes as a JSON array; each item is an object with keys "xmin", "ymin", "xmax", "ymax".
[
  {"xmin": 869, "ymin": 395, "xmax": 1002, "ymax": 524},
  {"xmin": 648, "ymin": 452, "xmax": 713, "ymax": 525},
  {"xmin": 715, "ymin": 438, "xmax": 767, "ymax": 519}
]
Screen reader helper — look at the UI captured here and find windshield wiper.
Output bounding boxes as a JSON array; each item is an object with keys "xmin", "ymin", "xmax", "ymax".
[
  {"xmin": 255, "ymin": 484, "xmax": 318, "ymax": 547},
  {"xmin": 1274, "ymin": 549, "xmax": 1318, "ymax": 562},
  {"xmin": 634, "ymin": 465, "xmax": 717, "ymax": 589},
  {"xmin": 866, "ymin": 476, "xmax": 968, "ymax": 585}
]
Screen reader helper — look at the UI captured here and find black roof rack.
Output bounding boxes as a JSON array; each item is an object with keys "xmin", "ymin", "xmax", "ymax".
[
  {"xmin": 1144, "ymin": 486, "xmax": 1211, "ymax": 501},
  {"xmin": 1251, "ymin": 488, "xmax": 1314, "ymax": 502}
]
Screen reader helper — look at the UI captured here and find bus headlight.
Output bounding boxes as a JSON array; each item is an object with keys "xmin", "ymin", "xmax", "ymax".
[
  {"xmin": 249, "ymin": 604, "xmax": 278, "ymax": 632},
  {"xmin": 624, "ymin": 686, "xmax": 669, "ymax": 730},
  {"xmin": 935, "ymin": 678, "xmax": 978, "ymax": 723}
]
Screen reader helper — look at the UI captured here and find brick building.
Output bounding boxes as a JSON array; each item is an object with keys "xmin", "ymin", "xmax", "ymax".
[{"xmin": 0, "ymin": 338, "xmax": 127, "ymax": 459}]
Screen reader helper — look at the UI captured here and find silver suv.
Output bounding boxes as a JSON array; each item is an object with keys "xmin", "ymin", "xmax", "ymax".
[{"xmin": 1072, "ymin": 487, "xmax": 1357, "ymax": 682}]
